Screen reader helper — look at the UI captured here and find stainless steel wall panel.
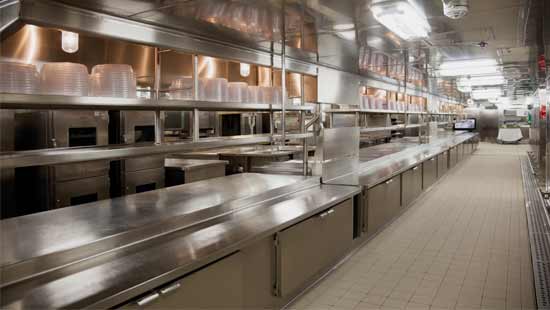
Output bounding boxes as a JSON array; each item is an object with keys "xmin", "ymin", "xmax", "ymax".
[{"xmin": 317, "ymin": 66, "xmax": 361, "ymax": 106}]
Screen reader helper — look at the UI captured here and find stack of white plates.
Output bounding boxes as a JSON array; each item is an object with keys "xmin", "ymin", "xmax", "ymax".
[
  {"xmin": 168, "ymin": 76, "xmax": 194, "ymax": 100},
  {"xmin": 228, "ymin": 82, "xmax": 248, "ymax": 103},
  {"xmin": 0, "ymin": 62, "xmax": 40, "ymax": 94},
  {"xmin": 41, "ymin": 62, "xmax": 89, "ymax": 96},
  {"xmin": 90, "ymin": 64, "xmax": 136, "ymax": 98}
]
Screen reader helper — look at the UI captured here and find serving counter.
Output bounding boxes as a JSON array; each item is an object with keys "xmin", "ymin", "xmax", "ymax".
[{"xmin": 0, "ymin": 131, "xmax": 478, "ymax": 309}]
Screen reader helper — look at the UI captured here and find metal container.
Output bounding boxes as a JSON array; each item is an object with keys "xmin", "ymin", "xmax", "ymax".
[{"xmin": 165, "ymin": 158, "xmax": 227, "ymax": 186}]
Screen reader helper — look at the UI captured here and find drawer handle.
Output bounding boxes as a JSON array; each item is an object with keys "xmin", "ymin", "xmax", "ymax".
[
  {"xmin": 160, "ymin": 282, "xmax": 181, "ymax": 295},
  {"xmin": 412, "ymin": 166, "xmax": 419, "ymax": 171},
  {"xmin": 385, "ymin": 179, "xmax": 393, "ymax": 184},
  {"xmin": 327, "ymin": 209, "xmax": 335, "ymax": 215},
  {"xmin": 137, "ymin": 292, "xmax": 160, "ymax": 306}
]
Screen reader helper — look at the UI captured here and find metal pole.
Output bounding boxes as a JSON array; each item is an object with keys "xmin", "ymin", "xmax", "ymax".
[
  {"xmin": 153, "ymin": 48, "xmax": 162, "ymax": 144},
  {"xmin": 191, "ymin": 54, "xmax": 199, "ymax": 140},
  {"xmin": 280, "ymin": 1, "xmax": 286, "ymax": 145}
]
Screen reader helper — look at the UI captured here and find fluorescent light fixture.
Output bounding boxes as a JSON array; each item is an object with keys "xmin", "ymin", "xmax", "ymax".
[
  {"xmin": 333, "ymin": 23, "xmax": 354, "ymax": 30},
  {"xmin": 471, "ymin": 88, "xmax": 502, "ymax": 100},
  {"xmin": 61, "ymin": 31, "xmax": 79, "ymax": 53},
  {"xmin": 438, "ymin": 59, "xmax": 500, "ymax": 77},
  {"xmin": 370, "ymin": 0, "xmax": 431, "ymax": 41},
  {"xmin": 333, "ymin": 24, "xmax": 356, "ymax": 40}
]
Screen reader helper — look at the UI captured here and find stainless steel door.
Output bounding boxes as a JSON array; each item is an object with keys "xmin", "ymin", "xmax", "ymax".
[
  {"xmin": 54, "ymin": 175, "xmax": 110, "ymax": 208},
  {"xmin": 402, "ymin": 165, "xmax": 422, "ymax": 208},
  {"xmin": 365, "ymin": 176, "xmax": 400, "ymax": 236},
  {"xmin": 437, "ymin": 152, "xmax": 448, "ymax": 177},
  {"xmin": 278, "ymin": 199, "xmax": 353, "ymax": 297},
  {"xmin": 124, "ymin": 168, "xmax": 165, "ymax": 194},
  {"xmin": 423, "ymin": 157, "xmax": 437, "ymax": 189},
  {"xmin": 449, "ymin": 147, "xmax": 458, "ymax": 167},
  {"xmin": 123, "ymin": 252, "xmax": 244, "ymax": 309}
]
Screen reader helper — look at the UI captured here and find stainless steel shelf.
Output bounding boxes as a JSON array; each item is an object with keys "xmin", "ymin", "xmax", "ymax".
[
  {"xmin": 325, "ymin": 109, "xmax": 458, "ymax": 116},
  {"xmin": 359, "ymin": 124, "xmax": 427, "ymax": 133},
  {"xmin": 0, "ymin": 93, "xmax": 316, "ymax": 112},
  {"xmin": 0, "ymin": 135, "xmax": 269, "ymax": 168}
]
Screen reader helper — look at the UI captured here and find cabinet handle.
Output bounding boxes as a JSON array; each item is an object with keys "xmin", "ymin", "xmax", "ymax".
[
  {"xmin": 327, "ymin": 209, "xmax": 335, "ymax": 215},
  {"xmin": 412, "ymin": 166, "xmax": 419, "ymax": 171},
  {"xmin": 137, "ymin": 292, "xmax": 160, "ymax": 306},
  {"xmin": 160, "ymin": 282, "xmax": 181, "ymax": 295},
  {"xmin": 319, "ymin": 212, "xmax": 328, "ymax": 219},
  {"xmin": 430, "ymin": 158, "xmax": 436, "ymax": 161},
  {"xmin": 385, "ymin": 179, "xmax": 393, "ymax": 184}
]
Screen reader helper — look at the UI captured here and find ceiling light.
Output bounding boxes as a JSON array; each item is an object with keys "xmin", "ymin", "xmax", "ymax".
[
  {"xmin": 333, "ymin": 23, "xmax": 354, "ymax": 30},
  {"xmin": 438, "ymin": 59, "xmax": 500, "ymax": 76},
  {"xmin": 457, "ymin": 75, "xmax": 505, "ymax": 87},
  {"xmin": 61, "ymin": 30, "xmax": 79, "ymax": 53},
  {"xmin": 471, "ymin": 88, "xmax": 502, "ymax": 100},
  {"xmin": 239, "ymin": 63, "xmax": 250, "ymax": 77},
  {"xmin": 370, "ymin": 0, "xmax": 431, "ymax": 41}
]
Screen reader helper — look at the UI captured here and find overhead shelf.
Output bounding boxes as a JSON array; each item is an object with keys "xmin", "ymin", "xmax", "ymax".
[
  {"xmin": 359, "ymin": 123, "xmax": 427, "ymax": 133},
  {"xmin": 0, "ymin": 93, "xmax": 316, "ymax": 112},
  {"xmin": 325, "ymin": 109, "xmax": 459, "ymax": 116}
]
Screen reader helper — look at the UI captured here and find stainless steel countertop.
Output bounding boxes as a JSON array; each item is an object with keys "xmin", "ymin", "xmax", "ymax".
[
  {"xmin": 1, "ymin": 174, "xmax": 317, "ymax": 282},
  {"xmin": 173, "ymin": 145, "xmax": 309, "ymax": 159},
  {"xmin": 164, "ymin": 158, "xmax": 228, "ymax": 170},
  {"xmin": 0, "ymin": 172, "xmax": 359, "ymax": 309},
  {"xmin": 356, "ymin": 131, "xmax": 478, "ymax": 188}
]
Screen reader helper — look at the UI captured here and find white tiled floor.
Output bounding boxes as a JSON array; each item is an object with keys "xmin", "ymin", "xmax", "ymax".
[{"xmin": 290, "ymin": 143, "xmax": 536, "ymax": 310}]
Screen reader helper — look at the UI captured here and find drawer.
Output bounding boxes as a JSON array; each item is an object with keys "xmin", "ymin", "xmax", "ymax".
[
  {"xmin": 402, "ymin": 165, "xmax": 422, "ymax": 207},
  {"xmin": 437, "ymin": 152, "xmax": 448, "ymax": 177},
  {"xmin": 277, "ymin": 199, "xmax": 353, "ymax": 297},
  {"xmin": 365, "ymin": 176, "xmax": 401, "ymax": 236},
  {"xmin": 122, "ymin": 252, "xmax": 244, "ymax": 309},
  {"xmin": 423, "ymin": 157, "xmax": 437, "ymax": 189}
]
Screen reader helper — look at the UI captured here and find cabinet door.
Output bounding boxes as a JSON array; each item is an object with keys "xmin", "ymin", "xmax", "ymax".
[
  {"xmin": 366, "ymin": 177, "xmax": 400, "ymax": 236},
  {"xmin": 123, "ymin": 252, "xmax": 244, "ymax": 309},
  {"xmin": 437, "ymin": 152, "xmax": 448, "ymax": 177},
  {"xmin": 449, "ymin": 148, "xmax": 458, "ymax": 167},
  {"xmin": 402, "ymin": 166, "xmax": 422, "ymax": 207},
  {"xmin": 278, "ymin": 199, "xmax": 353, "ymax": 297},
  {"xmin": 423, "ymin": 157, "xmax": 437, "ymax": 189}
]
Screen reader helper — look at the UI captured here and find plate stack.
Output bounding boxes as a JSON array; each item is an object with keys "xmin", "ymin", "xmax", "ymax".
[
  {"xmin": 90, "ymin": 64, "xmax": 136, "ymax": 98},
  {"xmin": 41, "ymin": 62, "xmax": 89, "ymax": 96},
  {"xmin": 168, "ymin": 76, "xmax": 194, "ymax": 100},
  {"xmin": 0, "ymin": 62, "xmax": 40, "ymax": 94}
]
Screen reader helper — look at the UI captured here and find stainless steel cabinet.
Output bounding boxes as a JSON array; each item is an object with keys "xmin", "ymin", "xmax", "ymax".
[
  {"xmin": 437, "ymin": 152, "xmax": 448, "ymax": 177},
  {"xmin": 365, "ymin": 176, "xmax": 401, "ymax": 236},
  {"xmin": 402, "ymin": 165, "xmax": 422, "ymax": 207},
  {"xmin": 423, "ymin": 157, "xmax": 437, "ymax": 189},
  {"xmin": 124, "ymin": 168, "xmax": 165, "ymax": 194},
  {"xmin": 54, "ymin": 175, "xmax": 110, "ymax": 208},
  {"xmin": 277, "ymin": 199, "xmax": 353, "ymax": 297},
  {"xmin": 123, "ymin": 252, "xmax": 244, "ymax": 309},
  {"xmin": 449, "ymin": 147, "xmax": 458, "ymax": 167}
]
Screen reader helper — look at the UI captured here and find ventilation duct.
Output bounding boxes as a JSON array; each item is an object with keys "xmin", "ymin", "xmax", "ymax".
[{"xmin": 442, "ymin": 0, "xmax": 469, "ymax": 19}]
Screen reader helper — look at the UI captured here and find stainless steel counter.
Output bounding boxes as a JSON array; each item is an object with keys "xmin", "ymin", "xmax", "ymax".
[
  {"xmin": 356, "ymin": 131, "xmax": 478, "ymax": 188},
  {"xmin": 0, "ymin": 173, "xmax": 360, "ymax": 309}
]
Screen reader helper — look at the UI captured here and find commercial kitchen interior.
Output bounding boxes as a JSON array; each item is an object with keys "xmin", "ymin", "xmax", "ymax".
[{"xmin": 1, "ymin": 0, "xmax": 550, "ymax": 309}]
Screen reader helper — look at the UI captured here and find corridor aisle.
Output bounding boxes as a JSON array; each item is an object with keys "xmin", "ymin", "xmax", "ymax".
[{"xmin": 290, "ymin": 143, "xmax": 536, "ymax": 310}]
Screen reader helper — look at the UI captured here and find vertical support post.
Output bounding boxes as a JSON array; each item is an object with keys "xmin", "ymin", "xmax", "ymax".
[
  {"xmin": 280, "ymin": 1, "xmax": 287, "ymax": 145},
  {"xmin": 153, "ymin": 48, "xmax": 162, "ymax": 145},
  {"xmin": 191, "ymin": 54, "xmax": 199, "ymax": 140}
]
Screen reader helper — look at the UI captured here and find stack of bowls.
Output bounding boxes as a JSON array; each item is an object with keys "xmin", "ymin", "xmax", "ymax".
[
  {"xmin": 168, "ymin": 76, "xmax": 194, "ymax": 100},
  {"xmin": 40, "ymin": 62, "xmax": 88, "ymax": 96},
  {"xmin": 203, "ymin": 78, "xmax": 228, "ymax": 102},
  {"xmin": 228, "ymin": 82, "xmax": 249, "ymax": 103},
  {"xmin": 259, "ymin": 86, "xmax": 274, "ymax": 104},
  {"xmin": 0, "ymin": 62, "xmax": 40, "ymax": 94},
  {"xmin": 90, "ymin": 64, "xmax": 136, "ymax": 98}
]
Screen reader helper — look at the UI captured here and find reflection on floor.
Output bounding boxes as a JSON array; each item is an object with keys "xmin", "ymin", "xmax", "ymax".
[{"xmin": 290, "ymin": 143, "xmax": 536, "ymax": 310}]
